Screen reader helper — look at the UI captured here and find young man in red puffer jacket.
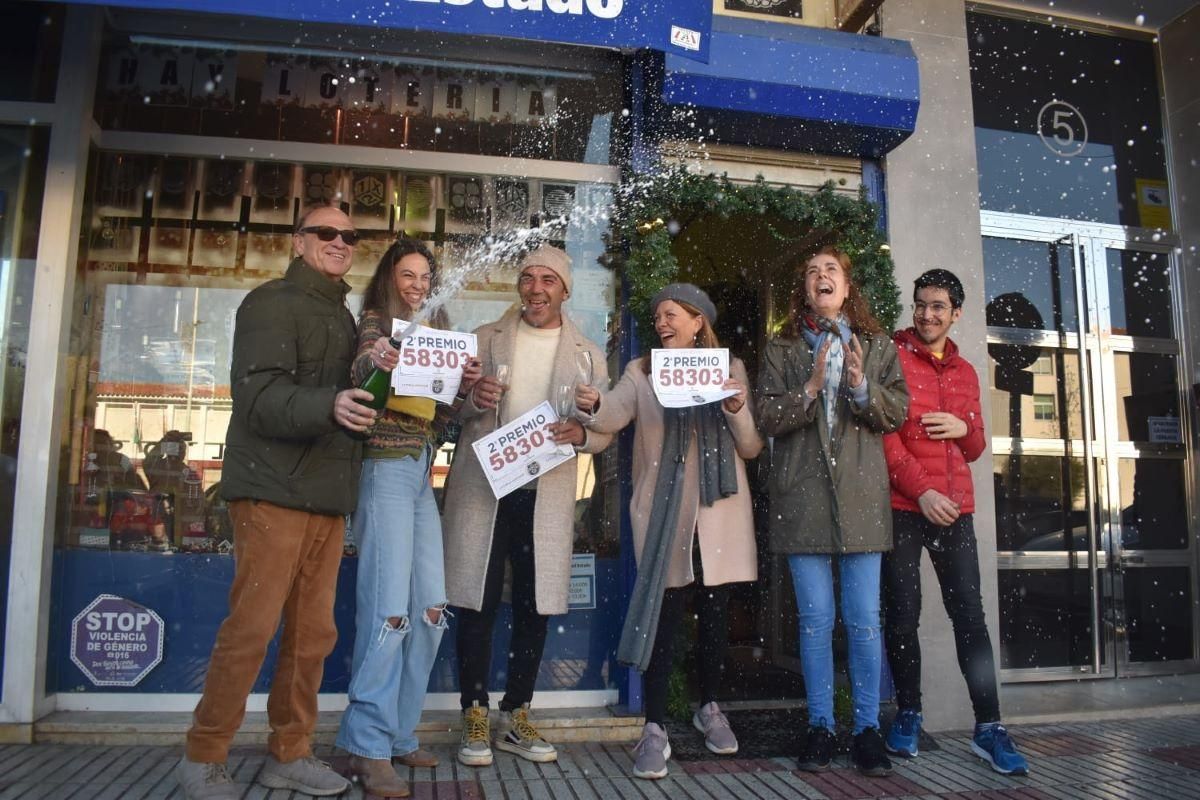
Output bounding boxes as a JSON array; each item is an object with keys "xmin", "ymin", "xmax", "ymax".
[{"xmin": 880, "ymin": 269, "xmax": 1029, "ymax": 777}]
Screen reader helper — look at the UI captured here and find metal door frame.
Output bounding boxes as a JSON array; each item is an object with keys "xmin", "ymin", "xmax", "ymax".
[{"xmin": 982, "ymin": 210, "xmax": 1197, "ymax": 681}]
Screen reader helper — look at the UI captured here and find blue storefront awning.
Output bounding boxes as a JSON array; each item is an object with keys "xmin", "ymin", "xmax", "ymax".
[
  {"xmin": 66, "ymin": 0, "xmax": 713, "ymax": 62},
  {"xmin": 663, "ymin": 15, "xmax": 920, "ymax": 156}
]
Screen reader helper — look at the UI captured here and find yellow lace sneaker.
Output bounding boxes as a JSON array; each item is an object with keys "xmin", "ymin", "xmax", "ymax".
[
  {"xmin": 458, "ymin": 702, "xmax": 493, "ymax": 767},
  {"xmin": 494, "ymin": 704, "xmax": 558, "ymax": 763}
]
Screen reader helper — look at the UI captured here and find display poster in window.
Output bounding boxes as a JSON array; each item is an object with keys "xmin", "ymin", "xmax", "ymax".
[
  {"xmin": 650, "ymin": 348, "xmax": 738, "ymax": 408},
  {"xmin": 391, "ymin": 321, "xmax": 478, "ymax": 405},
  {"xmin": 472, "ymin": 401, "xmax": 575, "ymax": 499},
  {"xmin": 724, "ymin": 0, "xmax": 805, "ymax": 19},
  {"xmin": 569, "ymin": 553, "xmax": 596, "ymax": 611},
  {"xmin": 70, "ymin": 594, "xmax": 165, "ymax": 687}
]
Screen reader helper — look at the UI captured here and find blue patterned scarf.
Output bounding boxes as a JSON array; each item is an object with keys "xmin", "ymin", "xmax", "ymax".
[{"xmin": 801, "ymin": 314, "xmax": 852, "ymax": 434}]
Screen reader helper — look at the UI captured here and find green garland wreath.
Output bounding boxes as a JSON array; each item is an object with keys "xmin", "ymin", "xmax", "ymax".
[{"xmin": 607, "ymin": 164, "xmax": 900, "ymax": 337}]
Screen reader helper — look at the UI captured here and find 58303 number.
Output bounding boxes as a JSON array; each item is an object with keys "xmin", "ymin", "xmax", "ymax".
[
  {"xmin": 657, "ymin": 367, "xmax": 725, "ymax": 388},
  {"xmin": 401, "ymin": 348, "xmax": 472, "ymax": 370}
]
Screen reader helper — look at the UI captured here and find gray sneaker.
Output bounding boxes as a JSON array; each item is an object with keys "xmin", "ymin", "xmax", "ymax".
[
  {"xmin": 693, "ymin": 701, "xmax": 739, "ymax": 755},
  {"xmin": 494, "ymin": 704, "xmax": 558, "ymax": 762},
  {"xmin": 175, "ymin": 756, "xmax": 238, "ymax": 800},
  {"xmin": 257, "ymin": 754, "xmax": 350, "ymax": 795},
  {"xmin": 458, "ymin": 702, "xmax": 494, "ymax": 767},
  {"xmin": 632, "ymin": 722, "xmax": 671, "ymax": 779}
]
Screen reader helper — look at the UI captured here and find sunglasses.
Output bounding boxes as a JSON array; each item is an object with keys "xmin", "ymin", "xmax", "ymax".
[{"xmin": 299, "ymin": 226, "xmax": 360, "ymax": 246}]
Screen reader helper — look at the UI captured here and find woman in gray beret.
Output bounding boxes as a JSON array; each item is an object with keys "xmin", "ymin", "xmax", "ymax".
[{"xmin": 575, "ymin": 283, "xmax": 763, "ymax": 780}]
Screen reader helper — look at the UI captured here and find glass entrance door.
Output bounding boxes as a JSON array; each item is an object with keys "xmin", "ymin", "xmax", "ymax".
[{"xmin": 982, "ymin": 211, "xmax": 1196, "ymax": 680}]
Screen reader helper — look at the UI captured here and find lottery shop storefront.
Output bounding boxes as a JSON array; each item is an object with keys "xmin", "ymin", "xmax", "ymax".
[{"xmin": 3, "ymin": 0, "xmax": 921, "ymax": 723}]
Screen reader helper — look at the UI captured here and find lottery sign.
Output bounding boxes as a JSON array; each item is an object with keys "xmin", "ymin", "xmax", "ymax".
[
  {"xmin": 650, "ymin": 347, "xmax": 739, "ymax": 408},
  {"xmin": 391, "ymin": 321, "xmax": 478, "ymax": 404},
  {"xmin": 472, "ymin": 401, "xmax": 575, "ymax": 499}
]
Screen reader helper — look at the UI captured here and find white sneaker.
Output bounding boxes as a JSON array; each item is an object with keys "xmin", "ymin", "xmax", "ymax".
[
  {"xmin": 632, "ymin": 723, "xmax": 671, "ymax": 780},
  {"xmin": 458, "ymin": 702, "xmax": 494, "ymax": 767},
  {"xmin": 494, "ymin": 704, "xmax": 558, "ymax": 763},
  {"xmin": 175, "ymin": 756, "xmax": 238, "ymax": 800}
]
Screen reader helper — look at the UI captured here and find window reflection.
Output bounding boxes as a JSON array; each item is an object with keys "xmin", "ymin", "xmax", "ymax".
[
  {"xmin": 988, "ymin": 349, "xmax": 1085, "ymax": 440},
  {"xmin": 994, "ymin": 455, "xmax": 1089, "ymax": 552},
  {"xmin": 1118, "ymin": 459, "xmax": 1187, "ymax": 551},
  {"xmin": 983, "ymin": 238, "xmax": 1076, "ymax": 332},
  {"xmin": 1114, "ymin": 352, "xmax": 1180, "ymax": 442},
  {"xmin": 1106, "ymin": 250, "xmax": 1174, "ymax": 338},
  {"xmin": 999, "ymin": 569, "xmax": 1097, "ymax": 670},
  {"xmin": 968, "ymin": 12, "xmax": 1168, "ymax": 227},
  {"xmin": 1123, "ymin": 568, "xmax": 1193, "ymax": 662}
]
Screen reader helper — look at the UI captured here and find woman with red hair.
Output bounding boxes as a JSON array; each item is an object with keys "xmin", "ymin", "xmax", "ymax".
[{"xmin": 758, "ymin": 246, "xmax": 908, "ymax": 777}]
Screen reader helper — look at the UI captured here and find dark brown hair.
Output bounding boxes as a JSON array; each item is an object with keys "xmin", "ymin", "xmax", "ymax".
[
  {"xmin": 787, "ymin": 245, "xmax": 883, "ymax": 337},
  {"xmin": 639, "ymin": 298, "xmax": 721, "ymax": 374},
  {"xmin": 360, "ymin": 238, "xmax": 448, "ymax": 327}
]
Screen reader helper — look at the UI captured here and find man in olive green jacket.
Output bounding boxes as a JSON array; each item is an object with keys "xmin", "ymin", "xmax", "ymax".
[{"xmin": 177, "ymin": 206, "xmax": 376, "ymax": 800}]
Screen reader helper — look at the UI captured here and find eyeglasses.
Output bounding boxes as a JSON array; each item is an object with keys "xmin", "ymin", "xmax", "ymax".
[
  {"xmin": 913, "ymin": 301, "xmax": 953, "ymax": 315},
  {"xmin": 299, "ymin": 226, "xmax": 360, "ymax": 246}
]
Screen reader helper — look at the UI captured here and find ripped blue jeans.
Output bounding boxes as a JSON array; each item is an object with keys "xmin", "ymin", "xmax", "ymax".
[
  {"xmin": 788, "ymin": 552, "xmax": 882, "ymax": 735},
  {"xmin": 336, "ymin": 452, "xmax": 448, "ymax": 759}
]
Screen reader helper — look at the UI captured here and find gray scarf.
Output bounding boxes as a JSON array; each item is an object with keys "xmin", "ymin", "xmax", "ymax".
[{"xmin": 617, "ymin": 402, "xmax": 739, "ymax": 671}]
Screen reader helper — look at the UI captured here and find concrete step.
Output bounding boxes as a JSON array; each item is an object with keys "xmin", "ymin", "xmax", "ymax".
[{"xmin": 32, "ymin": 707, "xmax": 645, "ymax": 747}]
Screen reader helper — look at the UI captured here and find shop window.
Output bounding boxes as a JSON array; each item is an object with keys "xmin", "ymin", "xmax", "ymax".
[
  {"xmin": 66, "ymin": 150, "xmax": 617, "ymax": 556},
  {"xmin": 1, "ymin": 125, "xmax": 51, "ymax": 689},
  {"xmin": 49, "ymin": 148, "xmax": 621, "ymax": 696},
  {"xmin": 968, "ymin": 12, "xmax": 1168, "ymax": 228},
  {"xmin": 91, "ymin": 39, "xmax": 621, "ymax": 165},
  {"xmin": 0, "ymin": 2, "xmax": 63, "ymax": 103}
]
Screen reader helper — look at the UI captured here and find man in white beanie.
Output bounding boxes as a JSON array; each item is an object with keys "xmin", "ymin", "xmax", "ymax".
[{"xmin": 442, "ymin": 244, "xmax": 612, "ymax": 767}]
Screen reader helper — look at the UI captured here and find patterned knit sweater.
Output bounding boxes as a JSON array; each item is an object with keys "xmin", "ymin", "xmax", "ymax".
[{"xmin": 353, "ymin": 311, "xmax": 464, "ymax": 460}]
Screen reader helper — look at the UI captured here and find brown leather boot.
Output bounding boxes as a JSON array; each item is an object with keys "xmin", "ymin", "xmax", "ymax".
[
  {"xmin": 349, "ymin": 756, "xmax": 411, "ymax": 798},
  {"xmin": 393, "ymin": 748, "xmax": 439, "ymax": 768}
]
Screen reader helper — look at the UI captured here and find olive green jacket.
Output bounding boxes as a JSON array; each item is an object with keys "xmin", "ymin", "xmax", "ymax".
[
  {"xmin": 757, "ymin": 332, "xmax": 908, "ymax": 554},
  {"xmin": 220, "ymin": 258, "xmax": 362, "ymax": 516}
]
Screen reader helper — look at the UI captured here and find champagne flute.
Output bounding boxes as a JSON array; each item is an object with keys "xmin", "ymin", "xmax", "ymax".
[
  {"xmin": 555, "ymin": 384, "xmax": 575, "ymax": 454},
  {"xmin": 575, "ymin": 350, "xmax": 594, "ymax": 386},
  {"xmin": 494, "ymin": 363, "xmax": 510, "ymax": 426}
]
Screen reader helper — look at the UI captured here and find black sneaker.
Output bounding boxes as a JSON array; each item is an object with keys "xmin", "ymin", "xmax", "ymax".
[
  {"xmin": 851, "ymin": 727, "xmax": 893, "ymax": 777},
  {"xmin": 796, "ymin": 726, "xmax": 834, "ymax": 772}
]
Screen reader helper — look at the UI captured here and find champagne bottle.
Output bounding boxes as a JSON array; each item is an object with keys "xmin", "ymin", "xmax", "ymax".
[{"xmin": 358, "ymin": 336, "xmax": 402, "ymax": 410}]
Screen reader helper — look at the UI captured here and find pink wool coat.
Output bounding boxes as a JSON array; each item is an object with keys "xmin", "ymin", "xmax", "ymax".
[{"xmin": 586, "ymin": 357, "xmax": 763, "ymax": 589}]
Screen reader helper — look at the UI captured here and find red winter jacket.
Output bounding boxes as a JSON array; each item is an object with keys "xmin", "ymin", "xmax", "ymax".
[{"xmin": 883, "ymin": 328, "xmax": 986, "ymax": 514}]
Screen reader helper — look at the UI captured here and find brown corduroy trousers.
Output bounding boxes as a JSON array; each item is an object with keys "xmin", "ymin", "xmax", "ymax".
[{"xmin": 185, "ymin": 499, "xmax": 344, "ymax": 764}]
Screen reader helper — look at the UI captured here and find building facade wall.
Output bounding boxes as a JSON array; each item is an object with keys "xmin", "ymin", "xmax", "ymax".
[
  {"xmin": 1161, "ymin": 7, "xmax": 1200, "ymax": 545},
  {"xmin": 881, "ymin": 0, "xmax": 998, "ymax": 731}
]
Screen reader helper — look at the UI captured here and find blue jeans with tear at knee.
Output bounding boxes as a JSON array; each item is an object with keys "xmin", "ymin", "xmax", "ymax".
[
  {"xmin": 788, "ymin": 552, "xmax": 883, "ymax": 735},
  {"xmin": 336, "ymin": 451, "xmax": 448, "ymax": 759}
]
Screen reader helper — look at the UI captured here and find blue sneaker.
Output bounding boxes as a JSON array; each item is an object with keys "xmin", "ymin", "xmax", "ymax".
[
  {"xmin": 971, "ymin": 722, "xmax": 1029, "ymax": 775},
  {"xmin": 885, "ymin": 708, "xmax": 922, "ymax": 757}
]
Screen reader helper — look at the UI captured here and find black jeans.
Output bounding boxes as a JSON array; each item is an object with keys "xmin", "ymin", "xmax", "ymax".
[
  {"xmin": 456, "ymin": 489, "xmax": 549, "ymax": 712},
  {"xmin": 882, "ymin": 510, "xmax": 1000, "ymax": 725},
  {"xmin": 642, "ymin": 550, "xmax": 731, "ymax": 726}
]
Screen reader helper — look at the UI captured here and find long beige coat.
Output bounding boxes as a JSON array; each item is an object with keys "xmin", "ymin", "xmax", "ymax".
[
  {"xmin": 586, "ymin": 358, "xmax": 762, "ymax": 589},
  {"xmin": 442, "ymin": 309, "xmax": 612, "ymax": 615}
]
